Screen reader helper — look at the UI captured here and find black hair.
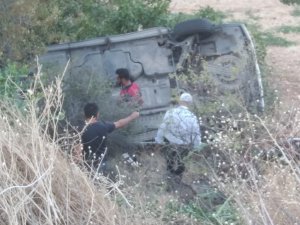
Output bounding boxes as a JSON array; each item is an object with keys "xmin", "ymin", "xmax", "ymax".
[
  {"xmin": 84, "ymin": 103, "xmax": 99, "ymax": 119},
  {"xmin": 116, "ymin": 68, "xmax": 130, "ymax": 80}
]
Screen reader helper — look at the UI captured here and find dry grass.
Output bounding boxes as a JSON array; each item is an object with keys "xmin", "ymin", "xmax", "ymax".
[
  {"xmin": 0, "ymin": 64, "xmax": 127, "ymax": 225},
  {"xmin": 197, "ymin": 105, "xmax": 300, "ymax": 225}
]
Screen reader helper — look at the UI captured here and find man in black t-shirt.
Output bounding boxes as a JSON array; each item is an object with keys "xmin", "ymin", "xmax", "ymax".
[{"xmin": 80, "ymin": 103, "xmax": 139, "ymax": 173}]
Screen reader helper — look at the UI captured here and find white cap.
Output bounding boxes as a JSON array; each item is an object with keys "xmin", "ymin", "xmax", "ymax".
[{"xmin": 180, "ymin": 92, "xmax": 193, "ymax": 103}]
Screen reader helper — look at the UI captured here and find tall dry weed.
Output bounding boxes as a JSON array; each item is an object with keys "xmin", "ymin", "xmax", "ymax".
[
  {"xmin": 201, "ymin": 106, "xmax": 300, "ymax": 225},
  {"xmin": 0, "ymin": 64, "xmax": 124, "ymax": 225}
]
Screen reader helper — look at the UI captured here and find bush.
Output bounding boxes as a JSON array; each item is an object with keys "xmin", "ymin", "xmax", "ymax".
[
  {"xmin": 106, "ymin": 0, "xmax": 170, "ymax": 34},
  {"xmin": 0, "ymin": 0, "xmax": 171, "ymax": 65},
  {"xmin": 292, "ymin": 7, "xmax": 300, "ymax": 16},
  {"xmin": 0, "ymin": 70, "xmax": 132, "ymax": 225},
  {"xmin": 280, "ymin": 0, "xmax": 300, "ymax": 5},
  {"xmin": 166, "ymin": 6, "xmax": 226, "ymax": 27},
  {"xmin": 0, "ymin": 62, "xmax": 29, "ymax": 99}
]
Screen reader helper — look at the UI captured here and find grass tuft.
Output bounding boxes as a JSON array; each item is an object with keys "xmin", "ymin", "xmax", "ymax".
[
  {"xmin": 291, "ymin": 7, "xmax": 300, "ymax": 16},
  {"xmin": 278, "ymin": 25, "xmax": 300, "ymax": 33},
  {"xmin": 166, "ymin": 6, "xmax": 226, "ymax": 27},
  {"xmin": 260, "ymin": 32, "xmax": 296, "ymax": 47}
]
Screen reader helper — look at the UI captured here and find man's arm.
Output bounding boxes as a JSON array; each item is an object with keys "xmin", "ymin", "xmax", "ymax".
[
  {"xmin": 155, "ymin": 111, "xmax": 170, "ymax": 144},
  {"xmin": 155, "ymin": 123, "xmax": 165, "ymax": 144},
  {"xmin": 192, "ymin": 117, "xmax": 202, "ymax": 147},
  {"xmin": 194, "ymin": 130, "xmax": 201, "ymax": 147},
  {"xmin": 114, "ymin": 111, "xmax": 139, "ymax": 129}
]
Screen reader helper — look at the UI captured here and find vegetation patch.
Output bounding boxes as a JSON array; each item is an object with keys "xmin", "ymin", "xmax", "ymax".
[
  {"xmin": 166, "ymin": 199, "xmax": 241, "ymax": 224},
  {"xmin": 0, "ymin": 0, "xmax": 170, "ymax": 65},
  {"xmin": 259, "ymin": 31, "xmax": 295, "ymax": 47},
  {"xmin": 0, "ymin": 62, "xmax": 29, "ymax": 99},
  {"xmin": 291, "ymin": 7, "xmax": 300, "ymax": 16},
  {"xmin": 278, "ymin": 25, "xmax": 300, "ymax": 33},
  {"xmin": 280, "ymin": 0, "xmax": 300, "ymax": 5},
  {"xmin": 166, "ymin": 6, "xmax": 226, "ymax": 27}
]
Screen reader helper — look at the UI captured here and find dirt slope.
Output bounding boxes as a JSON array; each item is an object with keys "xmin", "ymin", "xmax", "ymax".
[{"xmin": 171, "ymin": 0, "xmax": 300, "ymax": 108}]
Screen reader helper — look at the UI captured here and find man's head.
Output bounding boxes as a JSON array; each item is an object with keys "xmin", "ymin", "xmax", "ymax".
[
  {"xmin": 179, "ymin": 92, "xmax": 193, "ymax": 107},
  {"xmin": 116, "ymin": 68, "xmax": 130, "ymax": 86},
  {"xmin": 84, "ymin": 103, "xmax": 99, "ymax": 120}
]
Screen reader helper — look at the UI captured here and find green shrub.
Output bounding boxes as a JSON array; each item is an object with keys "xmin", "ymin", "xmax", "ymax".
[
  {"xmin": 278, "ymin": 25, "xmax": 300, "ymax": 33},
  {"xmin": 260, "ymin": 32, "xmax": 295, "ymax": 46},
  {"xmin": 291, "ymin": 7, "xmax": 300, "ymax": 16},
  {"xmin": 106, "ymin": 0, "xmax": 170, "ymax": 34},
  {"xmin": 195, "ymin": 6, "xmax": 226, "ymax": 23},
  {"xmin": 280, "ymin": 0, "xmax": 300, "ymax": 5},
  {"xmin": 0, "ymin": 0, "xmax": 170, "ymax": 65},
  {"xmin": 166, "ymin": 198, "xmax": 241, "ymax": 225},
  {"xmin": 0, "ymin": 62, "xmax": 29, "ymax": 98},
  {"xmin": 166, "ymin": 6, "xmax": 226, "ymax": 27}
]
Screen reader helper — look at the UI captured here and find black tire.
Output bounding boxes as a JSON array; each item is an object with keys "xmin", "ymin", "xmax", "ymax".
[{"xmin": 173, "ymin": 19, "xmax": 215, "ymax": 42}]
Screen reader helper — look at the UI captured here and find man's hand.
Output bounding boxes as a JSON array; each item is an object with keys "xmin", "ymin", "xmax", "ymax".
[
  {"xmin": 130, "ymin": 111, "xmax": 140, "ymax": 120},
  {"xmin": 114, "ymin": 111, "xmax": 140, "ymax": 129}
]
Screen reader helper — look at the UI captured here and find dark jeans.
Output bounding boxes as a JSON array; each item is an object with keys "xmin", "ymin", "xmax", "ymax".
[{"xmin": 164, "ymin": 144, "xmax": 190, "ymax": 175}]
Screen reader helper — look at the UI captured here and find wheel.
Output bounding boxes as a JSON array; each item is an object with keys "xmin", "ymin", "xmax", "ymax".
[{"xmin": 173, "ymin": 19, "xmax": 215, "ymax": 42}]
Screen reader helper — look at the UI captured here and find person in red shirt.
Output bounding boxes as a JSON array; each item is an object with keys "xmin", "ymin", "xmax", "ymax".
[{"xmin": 116, "ymin": 68, "xmax": 143, "ymax": 106}]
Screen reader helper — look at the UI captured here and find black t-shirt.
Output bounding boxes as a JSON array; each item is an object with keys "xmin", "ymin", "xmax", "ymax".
[{"xmin": 81, "ymin": 121, "xmax": 115, "ymax": 161}]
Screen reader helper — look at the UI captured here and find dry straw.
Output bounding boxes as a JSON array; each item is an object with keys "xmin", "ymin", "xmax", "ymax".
[{"xmin": 0, "ymin": 62, "xmax": 125, "ymax": 225}]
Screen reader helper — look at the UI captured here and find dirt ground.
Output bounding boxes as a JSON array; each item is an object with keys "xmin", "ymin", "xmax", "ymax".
[{"xmin": 171, "ymin": 0, "xmax": 300, "ymax": 108}]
